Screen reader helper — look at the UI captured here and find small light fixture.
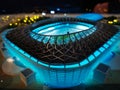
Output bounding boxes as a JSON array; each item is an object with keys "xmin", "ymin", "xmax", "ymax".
[{"xmin": 50, "ymin": 10, "xmax": 55, "ymax": 14}]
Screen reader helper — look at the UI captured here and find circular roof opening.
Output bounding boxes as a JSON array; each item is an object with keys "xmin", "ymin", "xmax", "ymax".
[
  {"xmin": 30, "ymin": 18, "xmax": 96, "ymax": 45},
  {"xmin": 33, "ymin": 22, "xmax": 93, "ymax": 36}
]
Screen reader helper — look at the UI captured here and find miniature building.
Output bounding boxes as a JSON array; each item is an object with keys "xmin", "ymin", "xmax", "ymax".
[
  {"xmin": 1, "ymin": 17, "xmax": 119, "ymax": 88},
  {"xmin": 20, "ymin": 68, "xmax": 35, "ymax": 86},
  {"xmin": 93, "ymin": 63, "xmax": 111, "ymax": 83}
]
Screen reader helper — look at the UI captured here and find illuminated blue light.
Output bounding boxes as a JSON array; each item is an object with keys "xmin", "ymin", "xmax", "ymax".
[
  {"xmin": 50, "ymin": 70, "xmax": 57, "ymax": 84},
  {"xmin": 14, "ymin": 60, "xmax": 26, "ymax": 68},
  {"xmin": 88, "ymin": 55, "xmax": 95, "ymax": 61},
  {"xmin": 30, "ymin": 33, "xmax": 35, "ymax": 37},
  {"xmin": 113, "ymin": 35, "xmax": 118, "ymax": 39},
  {"xmin": 107, "ymin": 41, "xmax": 112, "ymax": 45},
  {"xmin": 37, "ymin": 36, "xmax": 44, "ymax": 42},
  {"xmin": 38, "ymin": 61, "xmax": 49, "ymax": 67},
  {"xmin": 42, "ymin": 69, "xmax": 49, "ymax": 84},
  {"xmin": 99, "ymin": 47, "xmax": 105, "ymax": 52},
  {"xmin": 33, "ymin": 35, "xmax": 39, "ymax": 39},
  {"xmin": 79, "ymin": 32, "xmax": 85, "ymax": 38},
  {"xmin": 103, "ymin": 44, "xmax": 109, "ymax": 48},
  {"xmin": 70, "ymin": 35, "xmax": 76, "ymax": 42},
  {"xmin": 94, "ymin": 50, "xmax": 101, "ymax": 57},
  {"xmin": 14, "ymin": 46, "xmax": 19, "ymax": 50},
  {"xmin": 61, "ymin": 37, "xmax": 70, "ymax": 44},
  {"xmin": 57, "ymin": 8, "xmax": 60, "ymax": 11},
  {"xmin": 80, "ymin": 59, "xmax": 89, "ymax": 66},
  {"xmin": 24, "ymin": 53, "xmax": 30, "ymax": 58},
  {"xmin": 66, "ymin": 63, "xmax": 79, "ymax": 68},
  {"xmin": 65, "ymin": 71, "xmax": 73, "ymax": 85},
  {"xmin": 115, "ymin": 33, "xmax": 120, "ymax": 37},
  {"xmin": 87, "ymin": 30, "xmax": 92, "ymax": 35},
  {"xmin": 110, "ymin": 38, "xmax": 115, "ymax": 42},
  {"xmin": 75, "ymin": 33, "xmax": 80, "ymax": 38},
  {"xmin": 43, "ymin": 36, "xmax": 50, "ymax": 43},
  {"xmin": 19, "ymin": 49, "xmax": 24, "ymax": 54},
  {"xmin": 50, "ymin": 65, "xmax": 64, "ymax": 68},
  {"xmin": 11, "ymin": 43, "xmax": 14, "ymax": 47},
  {"xmin": 76, "ymin": 13, "xmax": 103, "ymax": 21},
  {"xmin": 31, "ymin": 57, "xmax": 37, "ymax": 62}
]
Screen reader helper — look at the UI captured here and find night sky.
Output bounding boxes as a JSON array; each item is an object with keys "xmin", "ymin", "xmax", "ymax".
[
  {"xmin": 0, "ymin": 0, "xmax": 109, "ymax": 9},
  {"xmin": 0, "ymin": 0, "xmax": 119, "ymax": 13}
]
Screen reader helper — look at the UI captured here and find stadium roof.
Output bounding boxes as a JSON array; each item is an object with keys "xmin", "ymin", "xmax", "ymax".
[{"xmin": 6, "ymin": 17, "xmax": 118, "ymax": 64}]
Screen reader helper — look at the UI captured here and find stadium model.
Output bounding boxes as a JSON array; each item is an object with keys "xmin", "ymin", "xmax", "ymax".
[{"xmin": 1, "ymin": 17, "xmax": 119, "ymax": 88}]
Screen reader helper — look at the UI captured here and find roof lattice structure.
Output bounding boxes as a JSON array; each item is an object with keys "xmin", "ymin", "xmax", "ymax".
[{"xmin": 6, "ymin": 17, "xmax": 119, "ymax": 64}]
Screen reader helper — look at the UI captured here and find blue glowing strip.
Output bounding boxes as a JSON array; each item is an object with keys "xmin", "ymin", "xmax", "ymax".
[
  {"xmin": 75, "ymin": 33, "xmax": 81, "ymax": 40},
  {"xmin": 118, "ymin": 32, "xmax": 120, "ymax": 35},
  {"xmin": 19, "ymin": 49, "xmax": 25, "ymax": 54},
  {"xmin": 107, "ymin": 41, "xmax": 112, "ymax": 45},
  {"xmin": 113, "ymin": 35, "xmax": 118, "ymax": 39},
  {"xmin": 61, "ymin": 38, "xmax": 70, "ymax": 45},
  {"xmin": 14, "ymin": 46, "xmax": 19, "ymax": 50},
  {"xmin": 10, "ymin": 43, "xmax": 15, "ymax": 47},
  {"xmin": 89, "ymin": 28, "xmax": 94, "ymax": 34},
  {"xmin": 99, "ymin": 47, "xmax": 105, "ymax": 52},
  {"xmin": 103, "ymin": 43, "xmax": 109, "ymax": 48},
  {"xmin": 84, "ymin": 30, "xmax": 89, "ymax": 36},
  {"xmin": 93, "ymin": 27, "xmax": 96, "ymax": 30},
  {"xmin": 115, "ymin": 32, "xmax": 120, "ymax": 37},
  {"xmin": 7, "ymin": 39, "xmax": 10, "ymax": 43},
  {"xmin": 115, "ymin": 32, "xmax": 120, "ymax": 39},
  {"xmin": 80, "ymin": 59, "xmax": 89, "ymax": 66},
  {"xmin": 88, "ymin": 29, "xmax": 92, "ymax": 34},
  {"xmin": 110, "ymin": 38, "xmax": 115, "ymax": 42},
  {"xmin": 38, "ymin": 61, "xmax": 49, "ymax": 67},
  {"xmin": 94, "ymin": 50, "xmax": 101, "ymax": 57},
  {"xmin": 88, "ymin": 55, "xmax": 95, "ymax": 62},
  {"xmin": 31, "ymin": 57, "xmax": 37, "ymax": 62},
  {"xmin": 33, "ymin": 28, "xmax": 40, "ymax": 33},
  {"xmin": 49, "ymin": 36, "xmax": 56, "ymax": 44},
  {"xmin": 43, "ymin": 36, "xmax": 50, "ymax": 43},
  {"xmin": 33, "ymin": 34, "xmax": 39, "ymax": 39},
  {"xmin": 70, "ymin": 35, "xmax": 76, "ymax": 42},
  {"xmin": 65, "ymin": 63, "xmax": 79, "ymax": 68},
  {"xmin": 79, "ymin": 32, "xmax": 85, "ymax": 38},
  {"xmin": 30, "ymin": 33, "xmax": 34, "ymax": 37},
  {"xmin": 50, "ymin": 65, "xmax": 65, "ymax": 68},
  {"xmin": 30, "ymin": 33, "xmax": 36, "ymax": 38},
  {"xmin": 24, "ymin": 52, "xmax": 30, "ymax": 58}
]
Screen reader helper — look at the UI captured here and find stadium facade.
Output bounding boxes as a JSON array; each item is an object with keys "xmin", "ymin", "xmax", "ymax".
[{"xmin": 1, "ymin": 17, "xmax": 119, "ymax": 88}]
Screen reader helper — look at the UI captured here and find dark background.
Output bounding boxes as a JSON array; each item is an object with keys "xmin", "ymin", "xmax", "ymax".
[{"xmin": 0, "ymin": 0, "xmax": 119, "ymax": 14}]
